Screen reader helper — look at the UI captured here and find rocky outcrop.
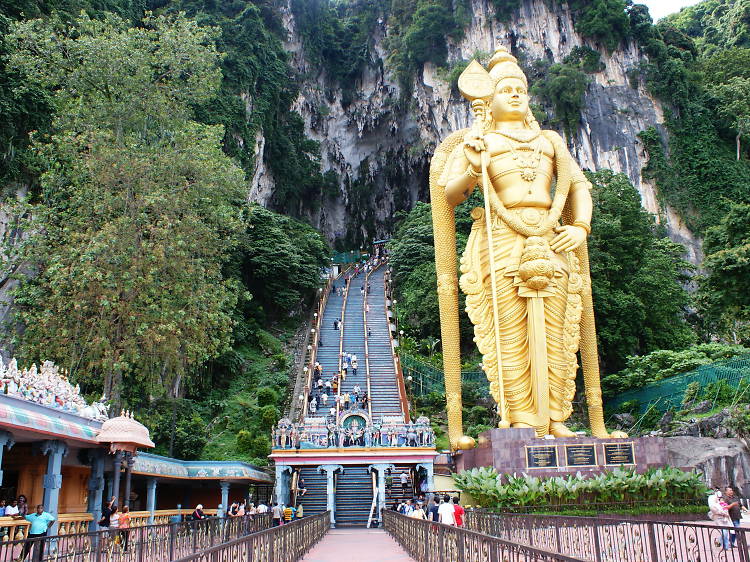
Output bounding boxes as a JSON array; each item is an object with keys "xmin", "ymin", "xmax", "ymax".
[
  {"xmin": 261, "ymin": 0, "xmax": 701, "ymax": 259},
  {"xmin": 666, "ymin": 437, "xmax": 750, "ymax": 496}
]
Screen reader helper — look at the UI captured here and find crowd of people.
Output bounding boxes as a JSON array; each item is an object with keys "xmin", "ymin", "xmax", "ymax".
[
  {"xmin": 307, "ymin": 354, "xmax": 368, "ymax": 416},
  {"xmin": 0, "ymin": 358, "xmax": 108, "ymax": 421},
  {"xmin": 393, "ymin": 495, "xmax": 466, "ymax": 527},
  {"xmin": 272, "ymin": 416, "xmax": 434, "ymax": 449}
]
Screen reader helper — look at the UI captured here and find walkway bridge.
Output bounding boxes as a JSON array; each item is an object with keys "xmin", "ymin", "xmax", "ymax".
[{"xmin": 270, "ymin": 259, "xmax": 437, "ymax": 527}]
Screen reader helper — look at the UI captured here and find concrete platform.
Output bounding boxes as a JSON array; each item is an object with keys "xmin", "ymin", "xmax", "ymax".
[{"xmin": 302, "ymin": 528, "xmax": 413, "ymax": 562}]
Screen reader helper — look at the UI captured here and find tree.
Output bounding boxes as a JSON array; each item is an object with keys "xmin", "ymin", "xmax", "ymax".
[
  {"xmin": 587, "ymin": 170, "xmax": 695, "ymax": 372},
  {"xmin": 699, "ymin": 202, "xmax": 750, "ymax": 343},
  {"xmin": 8, "ymin": 13, "xmax": 246, "ymax": 405},
  {"xmin": 715, "ymin": 76, "xmax": 750, "ymax": 159}
]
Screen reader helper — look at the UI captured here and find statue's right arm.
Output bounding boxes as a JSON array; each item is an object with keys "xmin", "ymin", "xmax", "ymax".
[{"xmin": 443, "ymin": 144, "xmax": 479, "ymax": 208}]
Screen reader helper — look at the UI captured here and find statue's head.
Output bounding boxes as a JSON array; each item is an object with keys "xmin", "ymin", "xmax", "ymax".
[
  {"xmin": 488, "ymin": 47, "xmax": 530, "ymax": 123},
  {"xmin": 458, "ymin": 46, "xmax": 538, "ymax": 130}
]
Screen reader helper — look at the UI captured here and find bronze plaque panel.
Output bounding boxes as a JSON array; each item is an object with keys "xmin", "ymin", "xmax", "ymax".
[
  {"xmin": 603, "ymin": 442, "xmax": 635, "ymax": 465},
  {"xmin": 565, "ymin": 444, "xmax": 598, "ymax": 467},
  {"xmin": 526, "ymin": 445, "xmax": 558, "ymax": 469}
]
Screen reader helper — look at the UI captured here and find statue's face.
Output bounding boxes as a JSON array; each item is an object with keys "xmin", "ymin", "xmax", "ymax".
[{"xmin": 491, "ymin": 77, "xmax": 529, "ymax": 122}]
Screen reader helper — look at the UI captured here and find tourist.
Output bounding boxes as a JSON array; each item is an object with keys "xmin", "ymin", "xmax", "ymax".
[
  {"xmin": 343, "ymin": 393, "xmax": 351, "ymax": 410},
  {"xmin": 409, "ymin": 502, "xmax": 426, "ymax": 520},
  {"xmin": 352, "ymin": 358, "xmax": 358, "ymax": 376},
  {"xmin": 19, "ymin": 505, "xmax": 55, "ymax": 561},
  {"xmin": 98, "ymin": 496, "xmax": 116, "ymax": 530},
  {"xmin": 438, "ymin": 495, "xmax": 456, "ymax": 526},
  {"xmin": 362, "ymin": 392, "xmax": 369, "ymax": 409},
  {"xmin": 5, "ymin": 499, "xmax": 19, "ymax": 517},
  {"xmin": 298, "ymin": 477, "xmax": 307, "ymax": 497},
  {"xmin": 17, "ymin": 495, "xmax": 28, "ymax": 517},
  {"xmin": 367, "ymin": 327, "xmax": 372, "ymax": 337},
  {"xmin": 237, "ymin": 500, "xmax": 246, "ymax": 517},
  {"xmin": 708, "ymin": 489, "xmax": 732, "ymax": 548},
  {"xmin": 296, "ymin": 504, "xmax": 304, "ymax": 519},
  {"xmin": 333, "ymin": 319, "xmax": 339, "ymax": 330},
  {"xmin": 453, "ymin": 497, "xmax": 465, "ymax": 527},
  {"xmin": 283, "ymin": 504, "xmax": 296, "ymax": 523},
  {"xmin": 191, "ymin": 504, "xmax": 206, "ymax": 520},
  {"xmin": 353, "ymin": 384, "xmax": 361, "ymax": 395},
  {"xmin": 229, "ymin": 501, "xmax": 239, "ymax": 517},
  {"xmin": 400, "ymin": 470, "xmax": 409, "ymax": 492},
  {"xmin": 257, "ymin": 502, "xmax": 269, "ymax": 514},
  {"xmin": 119, "ymin": 506, "xmax": 130, "ymax": 551},
  {"xmin": 0, "ymin": 499, "xmax": 6, "ymax": 517},
  {"xmin": 725, "ymin": 486, "xmax": 743, "ymax": 547},
  {"xmin": 427, "ymin": 499, "xmax": 440, "ymax": 522},
  {"xmin": 271, "ymin": 503, "xmax": 282, "ymax": 526},
  {"xmin": 109, "ymin": 505, "xmax": 120, "ymax": 534},
  {"xmin": 321, "ymin": 392, "xmax": 328, "ymax": 406},
  {"xmin": 324, "ymin": 380, "xmax": 332, "ymax": 394}
]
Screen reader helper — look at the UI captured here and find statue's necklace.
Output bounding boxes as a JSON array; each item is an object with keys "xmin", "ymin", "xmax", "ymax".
[{"xmin": 500, "ymin": 135, "xmax": 543, "ymax": 182}]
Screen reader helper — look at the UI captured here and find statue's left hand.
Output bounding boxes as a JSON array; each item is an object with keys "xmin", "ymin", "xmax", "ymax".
[{"xmin": 550, "ymin": 225, "xmax": 587, "ymax": 253}]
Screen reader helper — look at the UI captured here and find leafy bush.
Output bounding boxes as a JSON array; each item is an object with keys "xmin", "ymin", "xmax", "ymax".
[{"xmin": 454, "ymin": 466, "xmax": 707, "ymax": 508}]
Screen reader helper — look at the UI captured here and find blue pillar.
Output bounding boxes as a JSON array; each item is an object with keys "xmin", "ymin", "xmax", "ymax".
[
  {"xmin": 274, "ymin": 466, "xmax": 292, "ymax": 506},
  {"xmin": 87, "ymin": 450, "xmax": 105, "ymax": 531},
  {"xmin": 146, "ymin": 478, "xmax": 158, "ymax": 524},
  {"xmin": 318, "ymin": 465, "xmax": 342, "ymax": 527},
  {"xmin": 0, "ymin": 431, "xmax": 15, "ymax": 487},
  {"xmin": 40, "ymin": 440, "xmax": 67, "ymax": 535},
  {"xmin": 219, "ymin": 481, "xmax": 230, "ymax": 518}
]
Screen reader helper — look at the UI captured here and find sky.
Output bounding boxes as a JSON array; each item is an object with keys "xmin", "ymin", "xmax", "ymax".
[{"xmin": 640, "ymin": 0, "xmax": 705, "ymax": 21}]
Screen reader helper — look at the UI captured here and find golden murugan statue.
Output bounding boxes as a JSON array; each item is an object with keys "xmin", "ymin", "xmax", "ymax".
[{"xmin": 430, "ymin": 47, "xmax": 626, "ymax": 449}]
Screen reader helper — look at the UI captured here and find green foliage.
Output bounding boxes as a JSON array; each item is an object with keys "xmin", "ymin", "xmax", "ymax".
[
  {"xmin": 454, "ymin": 465, "xmax": 707, "ymax": 508},
  {"xmin": 665, "ymin": 0, "xmax": 750, "ymax": 55},
  {"xmin": 563, "ymin": 0, "xmax": 631, "ymax": 52},
  {"xmin": 137, "ymin": 398, "xmax": 208, "ymax": 460},
  {"xmin": 699, "ymin": 202, "xmax": 750, "ymax": 342},
  {"xmin": 9, "ymin": 12, "xmax": 244, "ymax": 405},
  {"xmin": 727, "ymin": 403, "xmax": 750, "ymax": 439},
  {"xmin": 530, "ymin": 60, "xmax": 589, "ymax": 137},
  {"xmin": 601, "ymin": 342, "xmax": 750, "ymax": 396},
  {"xmin": 563, "ymin": 46, "xmax": 605, "ymax": 73},
  {"xmin": 586, "ymin": 170, "xmax": 695, "ymax": 372},
  {"xmin": 489, "ymin": 0, "xmax": 521, "ymax": 21},
  {"xmin": 682, "ymin": 381, "xmax": 700, "ymax": 405}
]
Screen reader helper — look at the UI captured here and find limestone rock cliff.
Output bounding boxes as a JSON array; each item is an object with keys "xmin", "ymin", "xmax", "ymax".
[{"xmin": 259, "ymin": 0, "xmax": 700, "ymax": 260}]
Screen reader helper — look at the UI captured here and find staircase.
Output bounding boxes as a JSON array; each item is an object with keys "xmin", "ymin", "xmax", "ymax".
[
  {"xmin": 334, "ymin": 466, "xmax": 374, "ymax": 526},
  {"xmin": 340, "ymin": 275, "xmax": 367, "ymax": 413},
  {"xmin": 384, "ymin": 464, "xmax": 418, "ymax": 507},
  {"xmin": 297, "ymin": 467, "xmax": 328, "ymax": 517},
  {"xmin": 366, "ymin": 268, "xmax": 403, "ymax": 417},
  {"xmin": 312, "ymin": 279, "xmax": 345, "ymax": 416}
]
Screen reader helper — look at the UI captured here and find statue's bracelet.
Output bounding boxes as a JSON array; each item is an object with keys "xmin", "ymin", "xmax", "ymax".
[
  {"xmin": 572, "ymin": 221, "xmax": 592, "ymax": 235},
  {"xmin": 465, "ymin": 165, "xmax": 481, "ymax": 178}
]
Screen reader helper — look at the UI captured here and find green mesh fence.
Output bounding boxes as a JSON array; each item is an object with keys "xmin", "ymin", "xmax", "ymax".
[
  {"xmin": 607, "ymin": 355, "xmax": 750, "ymax": 414},
  {"xmin": 400, "ymin": 354, "xmax": 489, "ymax": 396},
  {"xmin": 331, "ymin": 250, "xmax": 366, "ymax": 264}
]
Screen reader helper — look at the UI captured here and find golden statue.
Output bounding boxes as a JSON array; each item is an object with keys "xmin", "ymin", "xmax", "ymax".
[{"xmin": 430, "ymin": 47, "xmax": 626, "ymax": 449}]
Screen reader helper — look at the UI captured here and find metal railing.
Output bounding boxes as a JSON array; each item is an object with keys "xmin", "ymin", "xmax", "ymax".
[
  {"xmin": 382, "ymin": 510, "xmax": 583, "ymax": 561},
  {"xmin": 0, "ymin": 513, "xmax": 271, "ymax": 561},
  {"xmin": 466, "ymin": 510, "xmax": 750, "ymax": 562},
  {"xmin": 173, "ymin": 511, "xmax": 330, "ymax": 561}
]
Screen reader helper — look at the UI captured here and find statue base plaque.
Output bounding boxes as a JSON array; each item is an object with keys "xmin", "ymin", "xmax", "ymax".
[{"xmin": 454, "ymin": 428, "xmax": 667, "ymax": 476}]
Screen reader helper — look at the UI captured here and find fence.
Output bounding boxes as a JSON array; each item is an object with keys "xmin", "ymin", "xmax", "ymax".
[
  {"xmin": 466, "ymin": 510, "xmax": 750, "ymax": 562},
  {"xmin": 607, "ymin": 355, "xmax": 750, "ymax": 414},
  {"xmin": 173, "ymin": 511, "xmax": 330, "ymax": 561},
  {"xmin": 0, "ymin": 513, "xmax": 271, "ymax": 562},
  {"xmin": 400, "ymin": 354, "xmax": 488, "ymax": 397},
  {"xmin": 382, "ymin": 510, "xmax": 583, "ymax": 561}
]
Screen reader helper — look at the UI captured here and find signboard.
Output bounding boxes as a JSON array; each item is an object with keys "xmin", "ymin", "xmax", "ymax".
[
  {"xmin": 603, "ymin": 442, "xmax": 635, "ymax": 465},
  {"xmin": 526, "ymin": 445, "xmax": 558, "ymax": 469},
  {"xmin": 564, "ymin": 444, "xmax": 597, "ymax": 467}
]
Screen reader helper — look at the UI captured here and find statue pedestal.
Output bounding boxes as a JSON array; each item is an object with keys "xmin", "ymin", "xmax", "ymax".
[{"xmin": 454, "ymin": 428, "xmax": 668, "ymax": 476}]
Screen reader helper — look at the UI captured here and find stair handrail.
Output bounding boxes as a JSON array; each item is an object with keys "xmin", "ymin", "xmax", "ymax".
[
  {"xmin": 334, "ymin": 274, "xmax": 350, "ymax": 420},
  {"xmin": 362, "ymin": 263, "xmax": 384, "ymax": 420},
  {"xmin": 383, "ymin": 263, "xmax": 411, "ymax": 422},
  {"xmin": 367, "ymin": 470, "xmax": 378, "ymax": 528}
]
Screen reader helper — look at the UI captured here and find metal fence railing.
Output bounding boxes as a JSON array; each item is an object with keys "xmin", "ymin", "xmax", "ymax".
[
  {"xmin": 466, "ymin": 510, "xmax": 750, "ymax": 562},
  {"xmin": 382, "ymin": 510, "xmax": 583, "ymax": 561},
  {"xmin": 607, "ymin": 355, "xmax": 750, "ymax": 414},
  {"xmin": 0, "ymin": 513, "xmax": 271, "ymax": 562},
  {"xmin": 400, "ymin": 354, "xmax": 488, "ymax": 397},
  {"xmin": 173, "ymin": 511, "xmax": 330, "ymax": 562}
]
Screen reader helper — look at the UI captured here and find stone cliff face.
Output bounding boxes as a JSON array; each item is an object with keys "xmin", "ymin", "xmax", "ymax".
[{"xmin": 256, "ymin": 0, "xmax": 701, "ymax": 260}]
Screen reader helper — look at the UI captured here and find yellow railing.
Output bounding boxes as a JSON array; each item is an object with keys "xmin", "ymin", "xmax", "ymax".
[{"xmin": 0, "ymin": 508, "xmax": 221, "ymax": 540}]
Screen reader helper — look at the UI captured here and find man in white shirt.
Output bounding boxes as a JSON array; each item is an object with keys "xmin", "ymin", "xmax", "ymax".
[
  {"xmin": 256, "ymin": 503, "xmax": 268, "ymax": 514},
  {"xmin": 438, "ymin": 495, "xmax": 456, "ymax": 525}
]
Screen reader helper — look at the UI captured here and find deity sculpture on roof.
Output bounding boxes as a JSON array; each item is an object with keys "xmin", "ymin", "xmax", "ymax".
[{"xmin": 430, "ymin": 47, "xmax": 627, "ymax": 449}]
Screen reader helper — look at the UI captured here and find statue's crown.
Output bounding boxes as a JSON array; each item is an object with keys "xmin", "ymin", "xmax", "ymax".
[{"xmin": 487, "ymin": 46, "xmax": 528, "ymax": 86}]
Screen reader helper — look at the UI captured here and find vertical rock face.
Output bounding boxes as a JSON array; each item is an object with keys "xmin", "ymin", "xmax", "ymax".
[
  {"xmin": 666, "ymin": 437, "xmax": 750, "ymax": 496},
  {"xmin": 264, "ymin": 0, "xmax": 700, "ymax": 259}
]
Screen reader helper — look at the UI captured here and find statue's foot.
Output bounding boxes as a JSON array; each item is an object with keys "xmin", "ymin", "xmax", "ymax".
[
  {"xmin": 550, "ymin": 421, "xmax": 576, "ymax": 438},
  {"xmin": 511, "ymin": 422, "xmax": 534, "ymax": 429},
  {"xmin": 609, "ymin": 430, "xmax": 629, "ymax": 438}
]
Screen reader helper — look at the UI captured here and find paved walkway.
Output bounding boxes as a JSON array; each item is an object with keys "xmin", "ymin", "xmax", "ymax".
[{"xmin": 302, "ymin": 529, "xmax": 413, "ymax": 562}]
